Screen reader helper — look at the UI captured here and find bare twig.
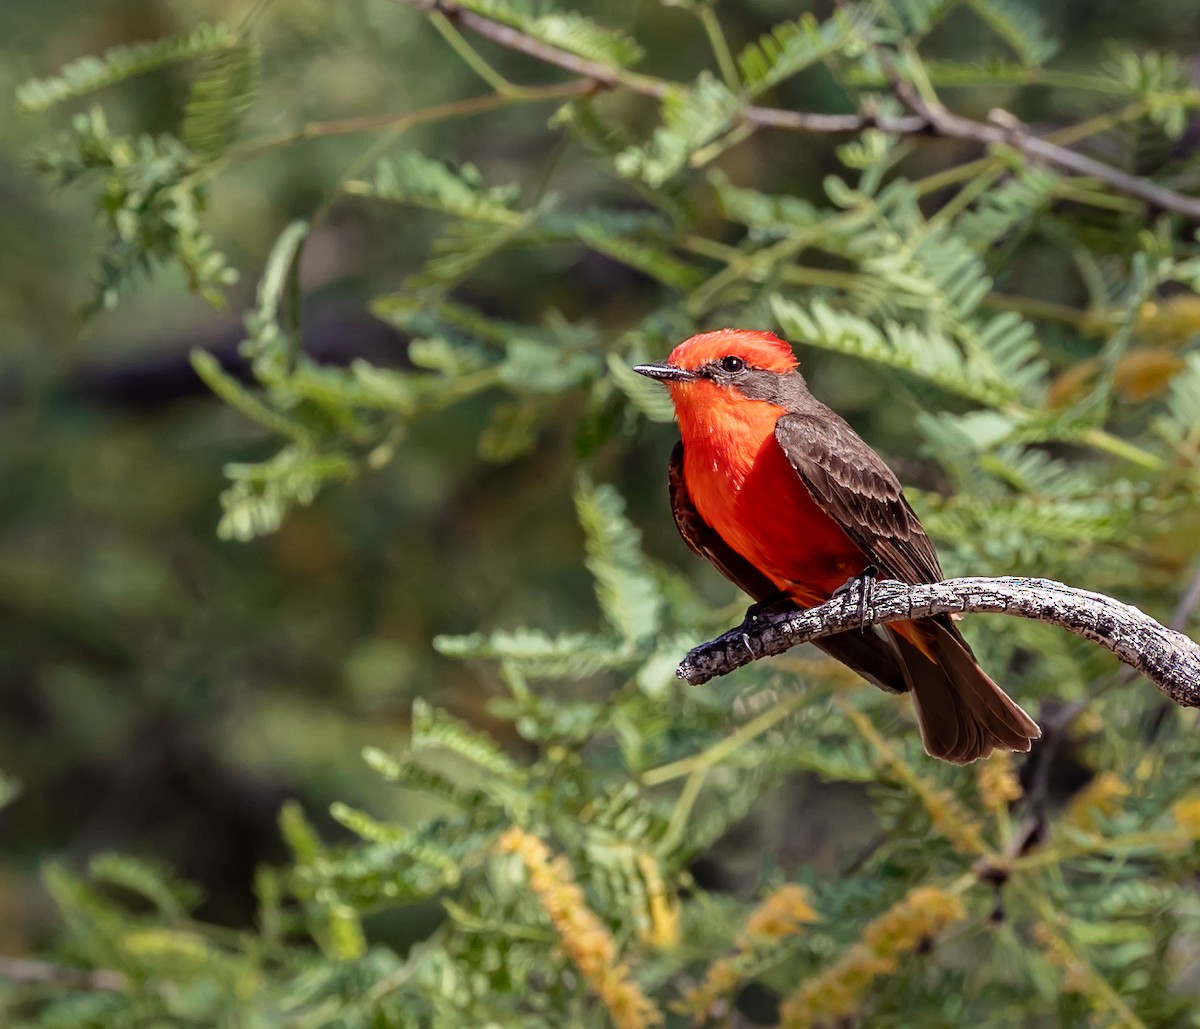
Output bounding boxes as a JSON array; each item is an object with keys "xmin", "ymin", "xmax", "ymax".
[
  {"xmin": 404, "ymin": 0, "xmax": 1200, "ymax": 222},
  {"xmin": 228, "ymin": 79, "xmax": 596, "ymax": 163},
  {"xmin": 0, "ymin": 956, "xmax": 127, "ymax": 992},
  {"xmin": 677, "ymin": 577, "xmax": 1200, "ymax": 710},
  {"xmin": 409, "ymin": 0, "xmax": 928, "ymax": 132},
  {"xmin": 890, "ymin": 81, "xmax": 1200, "ymax": 221}
]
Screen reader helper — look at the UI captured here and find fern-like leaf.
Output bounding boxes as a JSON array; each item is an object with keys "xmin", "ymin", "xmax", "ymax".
[
  {"xmin": 345, "ymin": 154, "xmax": 523, "ymax": 225},
  {"xmin": 737, "ymin": 10, "xmax": 859, "ymax": 97},
  {"xmin": 615, "ymin": 73, "xmax": 740, "ymax": 188},
  {"xmin": 16, "ymin": 23, "xmax": 234, "ymax": 111},
  {"xmin": 954, "ymin": 168, "xmax": 1059, "ymax": 250},
  {"xmin": 453, "ymin": 0, "xmax": 643, "ymax": 67},
  {"xmin": 575, "ymin": 477, "xmax": 662, "ymax": 644},
  {"xmin": 771, "ymin": 294, "xmax": 1029, "ymax": 407},
  {"xmin": 409, "ymin": 699, "xmax": 526, "ymax": 784},
  {"xmin": 575, "ymin": 222, "xmax": 704, "ymax": 290},
  {"xmin": 708, "ymin": 169, "xmax": 820, "ymax": 237},
  {"xmin": 964, "ymin": 0, "xmax": 1059, "ymax": 66},
  {"xmin": 215, "ymin": 445, "xmax": 356, "ymax": 542},
  {"xmin": 435, "ymin": 628, "xmax": 628, "ymax": 679},
  {"xmin": 1156, "ymin": 352, "xmax": 1200, "ymax": 450},
  {"xmin": 182, "ymin": 39, "xmax": 259, "ymax": 162}
]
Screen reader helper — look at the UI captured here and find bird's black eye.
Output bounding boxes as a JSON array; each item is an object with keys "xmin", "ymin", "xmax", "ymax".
[{"xmin": 719, "ymin": 355, "xmax": 745, "ymax": 373}]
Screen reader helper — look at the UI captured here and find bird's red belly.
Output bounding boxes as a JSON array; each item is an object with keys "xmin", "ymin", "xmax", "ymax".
[{"xmin": 687, "ymin": 433, "xmax": 868, "ymax": 607}]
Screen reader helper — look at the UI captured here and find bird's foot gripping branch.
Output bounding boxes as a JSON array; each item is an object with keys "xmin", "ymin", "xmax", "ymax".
[{"xmin": 679, "ymin": 576, "xmax": 1200, "ymax": 710}]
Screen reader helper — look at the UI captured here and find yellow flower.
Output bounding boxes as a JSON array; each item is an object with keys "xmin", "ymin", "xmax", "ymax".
[
  {"xmin": 779, "ymin": 886, "xmax": 965, "ymax": 1029},
  {"xmin": 679, "ymin": 884, "xmax": 818, "ymax": 1022},
  {"xmin": 742, "ymin": 884, "xmax": 818, "ymax": 943},
  {"xmin": 1171, "ymin": 795, "xmax": 1200, "ymax": 837},
  {"xmin": 497, "ymin": 828, "xmax": 662, "ymax": 1029},
  {"xmin": 1064, "ymin": 772, "xmax": 1129, "ymax": 831},
  {"xmin": 976, "ymin": 751, "xmax": 1022, "ymax": 814}
]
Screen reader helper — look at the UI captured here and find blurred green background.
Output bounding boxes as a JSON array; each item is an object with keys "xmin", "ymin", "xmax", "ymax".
[{"xmin": 2, "ymin": 0, "xmax": 1199, "ymax": 967}]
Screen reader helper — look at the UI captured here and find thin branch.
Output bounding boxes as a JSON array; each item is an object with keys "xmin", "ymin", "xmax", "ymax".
[
  {"xmin": 0, "ymin": 955, "xmax": 127, "ymax": 992},
  {"xmin": 676, "ymin": 577, "xmax": 1200, "ymax": 711},
  {"xmin": 891, "ymin": 81, "xmax": 1200, "ymax": 221},
  {"xmin": 228, "ymin": 79, "xmax": 596, "ymax": 163},
  {"xmin": 409, "ymin": 0, "xmax": 925, "ymax": 131},
  {"xmin": 405, "ymin": 0, "xmax": 1200, "ymax": 222}
]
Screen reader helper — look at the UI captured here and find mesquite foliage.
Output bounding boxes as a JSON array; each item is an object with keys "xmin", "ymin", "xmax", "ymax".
[{"xmin": 10, "ymin": 0, "xmax": 1200, "ymax": 1025}]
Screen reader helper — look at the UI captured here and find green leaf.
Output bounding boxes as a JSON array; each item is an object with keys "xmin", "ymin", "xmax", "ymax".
[
  {"xmin": 737, "ymin": 10, "xmax": 860, "ymax": 97},
  {"xmin": 708, "ymin": 169, "xmax": 820, "ymax": 236},
  {"xmin": 1109, "ymin": 49, "xmax": 1194, "ymax": 138},
  {"xmin": 216, "ymin": 445, "xmax": 356, "ymax": 542},
  {"xmin": 606, "ymin": 352, "xmax": 676, "ymax": 423},
  {"xmin": 346, "ymin": 154, "xmax": 523, "ymax": 225},
  {"xmin": 575, "ymin": 478, "xmax": 661, "ymax": 644},
  {"xmin": 190, "ymin": 349, "xmax": 309, "ymax": 441},
  {"xmin": 954, "ymin": 168, "xmax": 1059, "ymax": 250},
  {"xmin": 1156, "ymin": 352, "xmax": 1200, "ymax": 449},
  {"xmin": 453, "ymin": 0, "xmax": 643, "ymax": 67},
  {"xmin": 242, "ymin": 219, "xmax": 309, "ymax": 384},
  {"xmin": 88, "ymin": 855, "xmax": 200, "ymax": 921},
  {"xmin": 478, "ymin": 400, "xmax": 541, "ymax": 462},
  {"xmin": 964, "ymin": 0, "xmax": 1059, "ymax": 65},
  {"xmin": 575, "ymin": 221, "xmax": 704, "ymax": 290},
  {"xmin": 496, "ymin": 336, "xmax": 597, "ymax": 394},
  {"xmin": 182, "ymin": 38, "xmax": 260, "ymax": 162},
  {"xmin": 844, "ymin": 57, "xmax": 1040, "ymax": 88},
  {"xmin": 16, "ymin": 23, "xmax": 235, "ymax": 111},
  {"xmin": 435, "ymin": 627, "xmax": 628, "ymax": 679},
  {"xmin": 615, "ymin": 72, "xmax": 740, "ymax": 188},
  {"xmin": 771, "ymin": 294, "xmax": 1036, "ymax": 408},
  {"xmin": 409, "ymin": 699, "xmax": 526, "ymax": 784},
  {"xmin": 35, "ymin": 108, "xmax": 238, "ymax": 314}
]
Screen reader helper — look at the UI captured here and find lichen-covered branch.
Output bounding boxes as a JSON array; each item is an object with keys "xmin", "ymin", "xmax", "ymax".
[{"xmin": 677, "ymin": 577, "xmax": 1200, "ymax": 709}]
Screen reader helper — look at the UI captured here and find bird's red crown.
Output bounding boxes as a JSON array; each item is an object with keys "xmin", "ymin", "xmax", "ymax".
[{"xmin": 668, "ymin": 329, "xmax": 798, "ymax": 374}]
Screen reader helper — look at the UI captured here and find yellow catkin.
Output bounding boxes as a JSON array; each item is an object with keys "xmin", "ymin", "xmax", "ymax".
[
  {"xmin": 1171, "ymin": 796, "xmax": 1200, "ymax": 837},
  {"xmin": 838, "ymin": 699, "xmax": 985, "ymax": 853},
  {"xmin": 976, "ymin": 751, "xmax": 1023, "ymax": 814},
  {"xmin": 497, "ymin": 828, "xmax": 662, "ymax": 1029},
  {"xmin": 778, "ymin": 886, "xmax": 965, "ymax": 1029},
  {"xmin": 679, "ymin": 884, "xmax": 818, "ymax": 1021},
  {"xmin": 1063, "ymin": 771, "xmax": 1129, "ymax": 830},
  {"xmin": 635, "ymin": 852, "xmax": 680, "ymax": 950}
]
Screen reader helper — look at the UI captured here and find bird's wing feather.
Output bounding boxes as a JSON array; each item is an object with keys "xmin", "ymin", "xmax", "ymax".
[{"xmin": 773, "ymin": 411, "xmax": 944, "ymax": 585}]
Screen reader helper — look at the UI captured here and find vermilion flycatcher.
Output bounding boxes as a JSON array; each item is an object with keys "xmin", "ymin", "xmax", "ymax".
[{"xmin": 635, "ymin": 328, "xmax": 1040, "ymax": 763}]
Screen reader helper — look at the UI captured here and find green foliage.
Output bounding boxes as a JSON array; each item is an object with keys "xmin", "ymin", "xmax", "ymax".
[
  {"xmin": 181, "ymin": 38, "xmax": 259, "ymax": 161},
  {"xmin": 963, "ymin": 0, "xmax": 1059, "ymax": 66},
  {"xmin": 615, "ymin": 72, "xmax": 740, "ymax": 187},
  {"xmin": 15, "ymin": 23, "xmax": 235, "ymax": 111},
  {"xmin": 454, "ymin": 0, "xmax": 644, "ymax": 68},
  {"xmin": 35, "ymin": 107, "xmax": 237, "ymax": 313},
  {"xmin": 736, "ymin": 10, "xmax": 860, "ymax": 97},
  {"xmin": 12, "ymin": 0, "xmax": 1200, "ymax": 1026}
]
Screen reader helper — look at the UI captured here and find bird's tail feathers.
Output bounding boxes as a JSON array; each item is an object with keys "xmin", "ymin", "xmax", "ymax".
[{"xmin": 891, "ymin": 623, "xmax": 1040, "ymax": 764}]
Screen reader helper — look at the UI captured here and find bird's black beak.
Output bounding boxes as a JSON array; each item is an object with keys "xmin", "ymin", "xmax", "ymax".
[{"xmin": 633, "ymin": 363, "xmax": 697, "ymax": 383}]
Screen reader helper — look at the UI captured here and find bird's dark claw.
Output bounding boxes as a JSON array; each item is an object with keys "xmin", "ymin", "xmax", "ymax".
[{"xmin": 833, "ymin": 565, "xmax": 878, "ymax": 631}]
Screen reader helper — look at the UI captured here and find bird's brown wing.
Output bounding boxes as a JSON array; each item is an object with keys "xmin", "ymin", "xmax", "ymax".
[
  {"xmin": 669, "ymin": 440, "xmax": 909, "ymax": 694},
  {"xmin": 773, "ymin": 411, "xmax": 944, "ymax": 585},
  {"xmin": 771, "ymin": 412, "xmax": 1039, "ymax": 761}
]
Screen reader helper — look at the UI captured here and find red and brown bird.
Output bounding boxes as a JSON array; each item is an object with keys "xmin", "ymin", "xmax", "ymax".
[{"xmin": 635, "ymin": 328, "xmax": 1040, "ymax": 763}]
